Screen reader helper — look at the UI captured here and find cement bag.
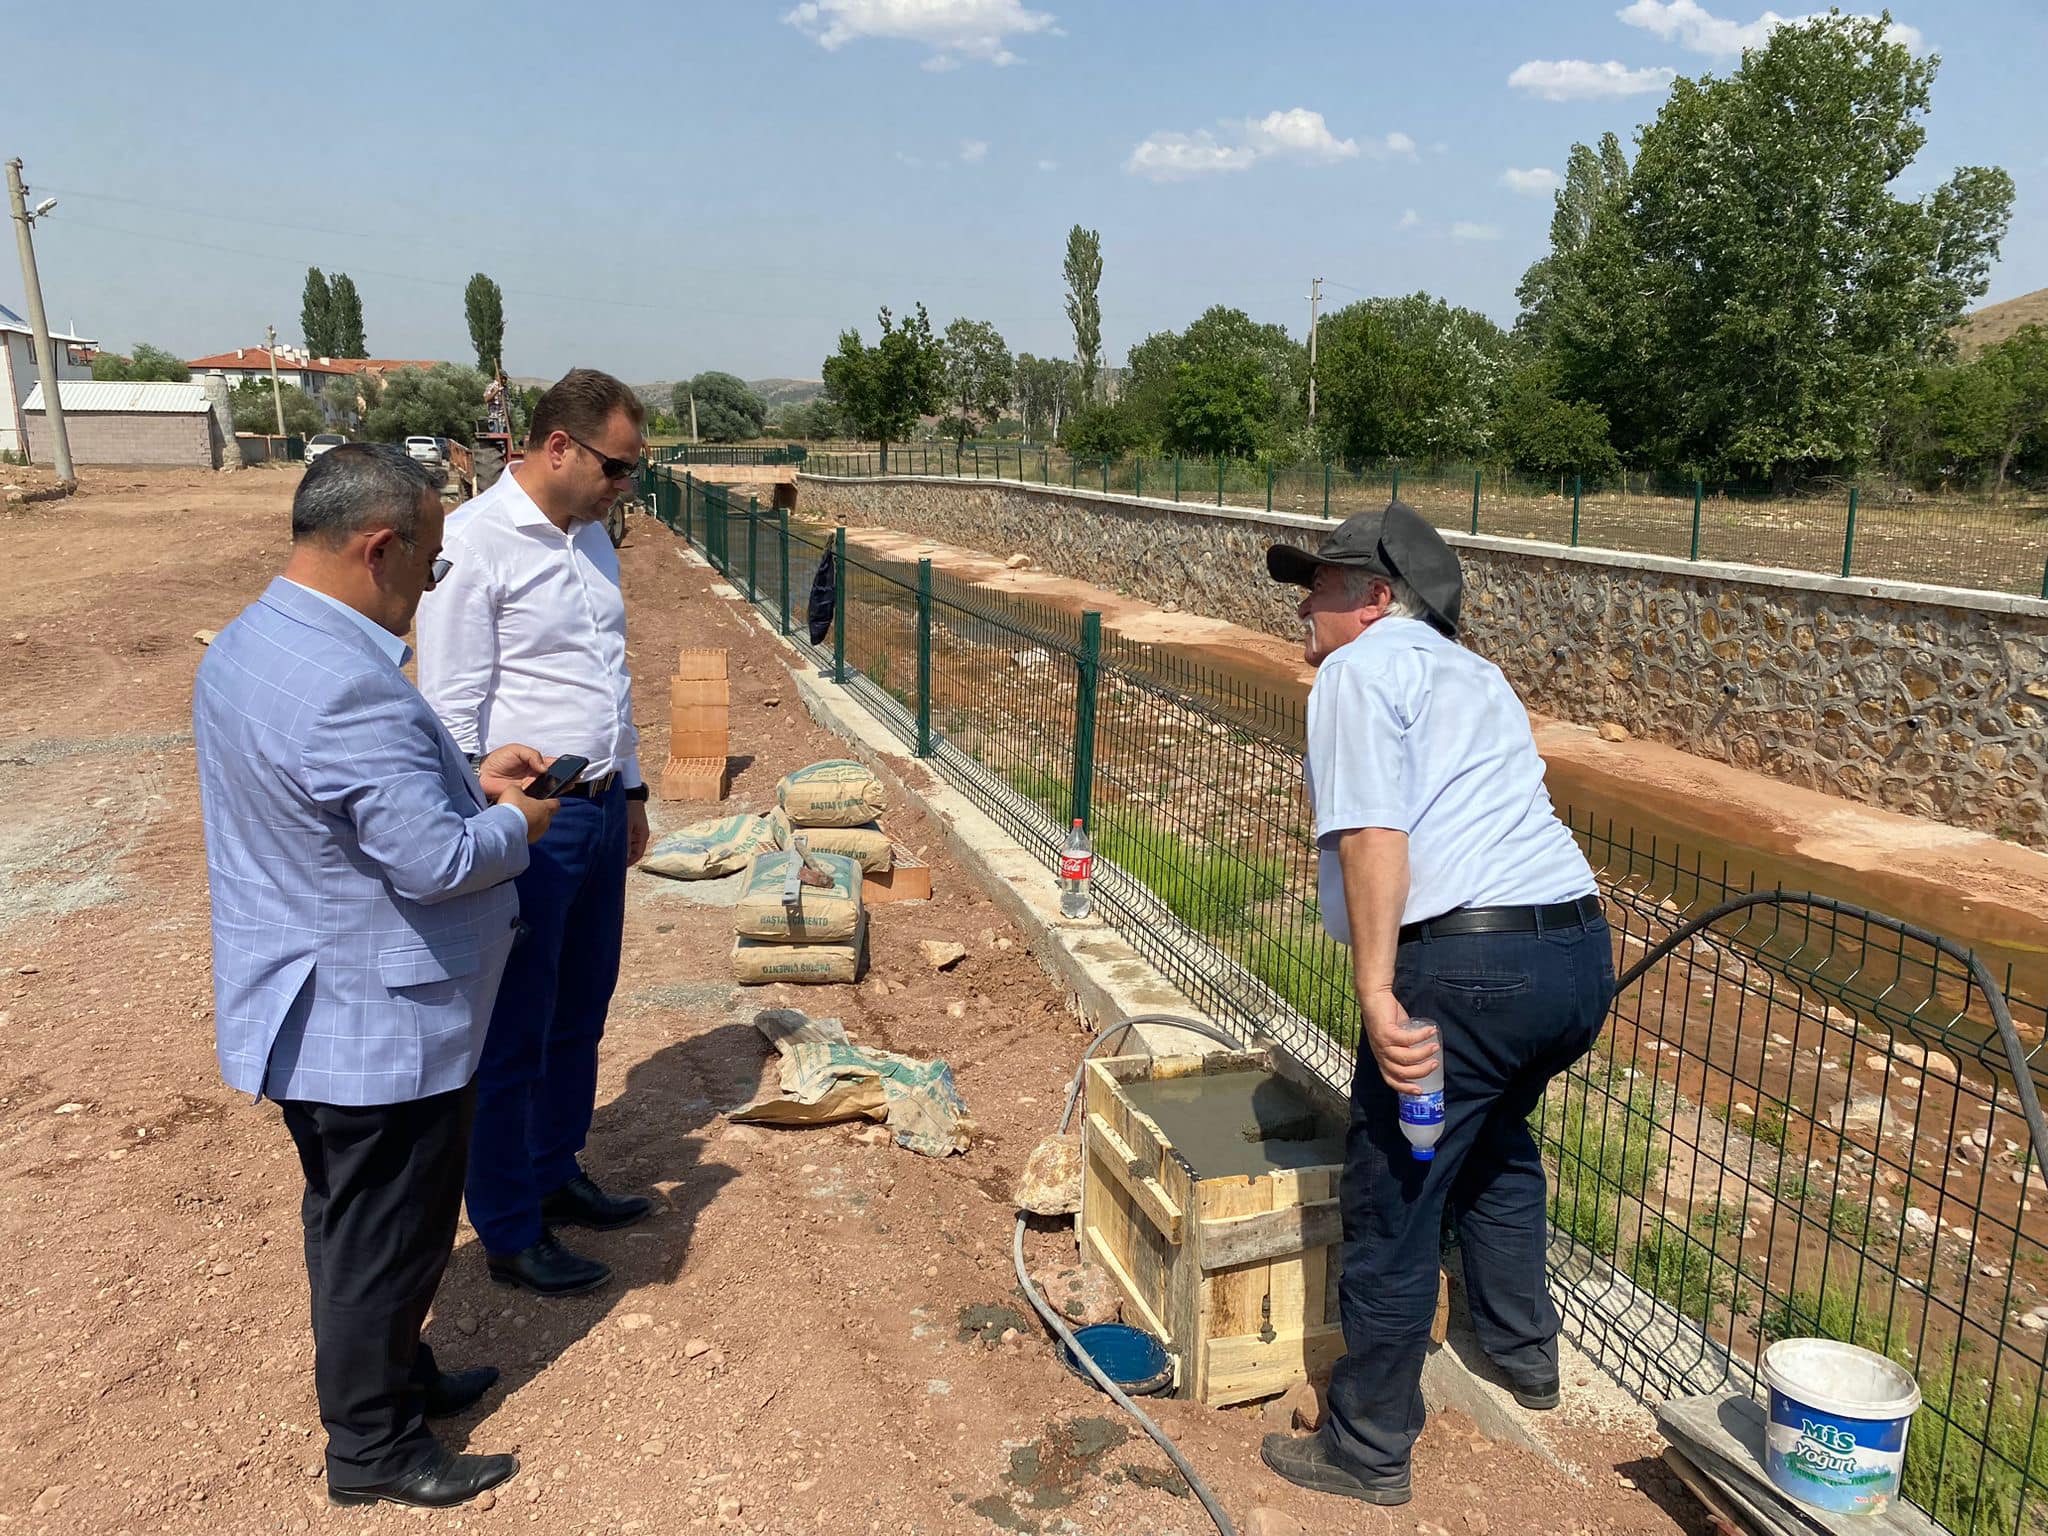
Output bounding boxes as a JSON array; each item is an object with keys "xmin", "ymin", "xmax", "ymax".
[
  {"xmin": 732, "ymin": 850, "xmax": 863, "ymax": 942},
  {"xmin": 769, "ymin": 808, "xmax": 893, "ymax": 874},
  {"xmin": 777, "ymin": 759, "xmax": 888, "ymax": 828},
  {"xmin": 731, "ymin": 918, "xmax": 865, "ymax": 986},
  {"xmin": 641, "ymin": 814, "xmax": 781, "ymax": 880}
]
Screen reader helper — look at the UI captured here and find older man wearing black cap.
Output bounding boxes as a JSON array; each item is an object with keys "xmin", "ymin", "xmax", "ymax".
[{"xmin": 1257, "ymin": 501, "xmax": 1615, "ymax": 1506}]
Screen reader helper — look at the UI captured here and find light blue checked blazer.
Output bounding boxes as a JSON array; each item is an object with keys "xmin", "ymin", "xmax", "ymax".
[{"xmin": 193, "ymin": 578, "xmax": 530, "ymax": 1106}]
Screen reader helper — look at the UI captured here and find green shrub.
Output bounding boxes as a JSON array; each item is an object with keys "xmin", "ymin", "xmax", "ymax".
[{"xmin": 1627, "ymin": 1222, "xmax": 1731, "ymax": 1325}]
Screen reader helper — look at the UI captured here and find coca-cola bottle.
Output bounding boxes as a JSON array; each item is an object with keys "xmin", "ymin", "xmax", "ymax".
[{"xmin": 1059, "ymin": 819, "xmax": 1094, "ymax": 919}]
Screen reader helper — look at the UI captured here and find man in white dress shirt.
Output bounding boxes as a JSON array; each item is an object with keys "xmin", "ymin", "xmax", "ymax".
[{"xmin": 417, "ymin": 369, "xmax": 653, "ymax": 1297}]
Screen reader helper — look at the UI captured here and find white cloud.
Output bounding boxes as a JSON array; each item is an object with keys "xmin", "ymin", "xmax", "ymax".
[
  {"xmin": 1501, "ymin": 166, "xmax": 1562, "ymax": 195},
  {"xmin": 1125, "ymin": 130, "xmax": 1259, "ymax": 181},
  {"xmin": 1508, "ymin": 58, "xmax": 1677, "ymax": 100},
  {"xmin": 1397, "ymin": 208, "xmax": 1423, "ymax": 229},
  {"xmin": 1036, "ymin": 158, "xmax": 1059, "ymax": 172},
  {"xmin": 1244, "ymin": 108, "xmax": 1359, "ymax": 163},
  {"xmin": 1617, "ymin": 0, "xmax": 1921, "ymax": 56},
  {"xmin": 1451, "ymin": 222, "xmax": 1503, "ymax": 242},
  {"xmin": 783, "ymin": 0, "xmax": 1057, "ymax": 68},
  {"xmin": 1127, "ymin": 107, "xmax": 1404, "ymax": 181},
  {"xmin": 894, "ymin": 150, "xmax": 925, "ymax": 168},
  {"xmin": 960, "ymin": 138, "xmax": 989, "ymax": 163}
]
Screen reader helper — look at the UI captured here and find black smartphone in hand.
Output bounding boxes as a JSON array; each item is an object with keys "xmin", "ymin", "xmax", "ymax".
[{"xmin": 523, "ymin": 754, "xmax": 589, "ymax": 800}]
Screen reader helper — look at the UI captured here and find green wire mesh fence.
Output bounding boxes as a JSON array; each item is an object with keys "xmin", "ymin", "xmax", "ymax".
[{"xmin": 643, "ymin": 464, "xmax": 2048, "ymax": 1533}]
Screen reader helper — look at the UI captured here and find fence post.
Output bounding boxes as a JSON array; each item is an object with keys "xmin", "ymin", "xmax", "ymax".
[
  {"xmin": 915, "ymin": 558, "xmax": 933, "ymax": 758},
  {"xmin": 685, "ymin": 474, "xmax": 695, "ymax": 545},
  {"xmin": 2039, "ymin": 555, "xmax": 2048, "ymax": 601},
  {"xmin": 1323, "ymin": 461, "xmax": 1331, "ymax": 518},
  {"xmin": 745, "ymin": 495, "xmax": 759, "ymax": 604},
  {"xmin": 1100, "ymin": 459, "xmax": 1108, "ymax": 494},
  {"xmin": 1041, "ymin": 447, "xmax": 1048, "ymax": 485},
  {"xmin": 777, "ymin": 507, "xmax": 791, "ymax": 635},
  {"xmin": 1173, "ymin": 456, "xmax": 1182, "ymax": 502},
  {"xmin": 1267, "ymin": 464, "xmax": 1274, "ymax": 513},
  {"xmin": 1840, "ymin": 487, "xmax": 1859, "ymax": 578},
  {"xmin": 1216, "ymin": 457, "xmax": 1225, "ymax": 506},
  {"xmin": 1391, "ymin": 465, "xmax": 1401, "ymax": 502},
  {"xmin": 1571, "ymin": 474, "xmax": 1582, "ymax": 547},
  {"xmin": 1069, "ymin": 611, "xmax": 1102, "ymax": 830},
  {"xmin": 1135, "ymin": 458, "xmax": 1143, "ymax": 499},
  {"xmin": 832, "ymin": 526, "xmax": 848, "ymax": 684},
  {"xmin": 1689, "ymin": 478, "xmax": 1704, "ymax": 561},
  {"xmin": 1069, "ymin": 457, "xmax": 1077, "ymax": 489},
  {"xmin": 1469, "ymin": 468, "xmax": 1480, "ymax": 534}
]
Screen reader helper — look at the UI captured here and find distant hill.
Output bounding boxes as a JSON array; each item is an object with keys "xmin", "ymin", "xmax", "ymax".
[{"xmin": 1955, "ymin": 287, "xmax": 2048, "ymax": 355}]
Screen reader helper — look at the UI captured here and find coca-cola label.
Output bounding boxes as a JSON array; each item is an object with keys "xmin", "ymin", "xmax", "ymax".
[{"xmin": 1059, "ymin": 854, "xmax": 1092, "ymax": 881}]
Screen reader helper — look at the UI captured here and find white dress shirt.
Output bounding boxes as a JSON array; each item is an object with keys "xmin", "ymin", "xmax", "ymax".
[{"xmin": 416, "ymin": 470, "xmax": 641, "ymax": 788}]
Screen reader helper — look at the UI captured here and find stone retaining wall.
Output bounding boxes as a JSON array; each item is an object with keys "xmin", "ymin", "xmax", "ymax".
[{"xmin": 799, "ymin": 474, "xmax": 2048, "ymax": 848}]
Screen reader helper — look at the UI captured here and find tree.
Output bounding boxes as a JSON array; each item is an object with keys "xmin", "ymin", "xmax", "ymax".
[
  {"xmin": 676, "ymin": 372, "xmax": 767, "ymax": 443},
  {"xmin": 1063, "ymin": 226, "xmax": 1103, "ymax": 400},
  {"xmin": 1063, "ymin": 402, "xmax": 1138, "ymax": 458},
  {"xmin": 329, "ymin": 273, "xmax": 367, "ymax": 358},
  {"xmin": 92, "ymin": 343, "xmax": 190, "ymax": 383},
  {"xmin": 1316, "ymin": 294, "xmax": 1510, "ymax": 462},
  {"xmin": 1163, "ymin": 354, "xmax": 1273, "ymax": 459},
  {"xmin": 769, "ymin": 397, "xmax": 843, "ymax": 440},
  {"xmin": 1494, "ymin": 359, "xmax": 1620, "ymax": 479},
  {"xmin": 1975, "ymin": 325, "xmax": 2048, "ymax": 491},
  {"xmin": 301, "ymin": 268, "xmax": 334, "ymax": 356},
  {"xmin": 1013, "ymin": 354, "xmax": 1075, "ymax": 442},
  {"xmin": 229, "ymin": 378, "xmax": 324, "ymax": 437},
  {"xmin": 820, "ymin": 303, "xmax": 945, "ymax": 465},
  {"xmin": 1605, "ymin": 15, "xmax": 2008, "ymax": 480},
  {"xmin": 1123, "ymin": 306, "xmax": 1305, "ymax": 452},
  {"xmin": 510, "ymin": 384, "xmax": 543, "ymax": 442},
  {"xmin": 941, "ymin": 318, "xmax": 1014, "ymax": 442},
  {"xmin": 464, "ymin": 274, "xmax": 505, "ymax": 375},
  {"xmin": 361, "ymin": 364, "xmax": 487, "ymax": 444}
]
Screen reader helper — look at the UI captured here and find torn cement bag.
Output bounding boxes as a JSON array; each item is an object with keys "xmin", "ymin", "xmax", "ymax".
[
  {"xmin": 776, "ymin": 758, "xmax": 888, "ymax": 828},
  {"xmin": 767, "ymin": 807, "xmax": 892, "ymax": 873},
  {"xmin": 730, "ymin": 921, "xmax": 865, "ymax": 985},
  {"xmin": 731, "ymin": 850, "xmax": 863, "ymax": 942},
  {"xmin": 641, "ymin": 814, "xmax": 782, "ymax": 880},
  {"xmin": 731, "ymin": 1008, "xmax": 974, "ymax": 1156}
]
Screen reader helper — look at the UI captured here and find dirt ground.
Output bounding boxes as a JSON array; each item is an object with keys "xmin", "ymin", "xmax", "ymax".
[{"xmin": 0, "ymin": 467, "xmax": 1708, "ymax": 1535}]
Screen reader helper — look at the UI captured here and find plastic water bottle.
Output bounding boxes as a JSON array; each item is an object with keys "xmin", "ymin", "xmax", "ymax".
[
  {"xmin": 1059, "ymin": 819, "xmax": 1094, "ymax": 919},
  {"xmin": 1397, "ymin": 1020, "xmax": 1445, "ymax": 1162}
]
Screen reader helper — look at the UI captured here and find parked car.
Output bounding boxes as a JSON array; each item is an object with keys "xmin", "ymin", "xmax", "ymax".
[
  {"xmin": 404, "ymin": 435, "xmax": 445, "ymax": 468},
  {"xmin": 305, "ymin": 433, "xmax": 346, "ymax": 463}
]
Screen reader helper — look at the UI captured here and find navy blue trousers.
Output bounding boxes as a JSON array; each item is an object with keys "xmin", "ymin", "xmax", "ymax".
[
  {"xmin": 466, "ymin": 783, "xmax": 628, "ymax": 1254},
  {"xmin": 1323, "ymin": 914, "xmax": 1615, "ymax": 1478}
]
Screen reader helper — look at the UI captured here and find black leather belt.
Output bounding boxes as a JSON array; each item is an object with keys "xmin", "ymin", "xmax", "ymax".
[
  {"xmin": 557, "ymin": 771, "xmax": 619, "ymax": 800},
  {"xmin": 1399, "ymin": 893, "xmax": 1603, "ymax": 946}
]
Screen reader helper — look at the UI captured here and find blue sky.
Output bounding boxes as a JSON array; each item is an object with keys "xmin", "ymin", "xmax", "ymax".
[{"xmin": 9, "ymin": 0, "xmax": 2045, "ymax": 384}]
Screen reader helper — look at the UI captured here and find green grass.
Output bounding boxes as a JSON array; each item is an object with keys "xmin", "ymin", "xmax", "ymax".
[
  {"xmin": 1693, "ymin": 1201, "xmax": 1745, "ymax": 1239},
  {"xmin": 1242, "ymin": 918, "xmax": 1358, "ymax": 1045},
  {"xmin": 1537, "ymin": 1069, "xmax": 1667, "ymax": 1260},
  {"xmin": 1627, "ymin": 1222, "xmax": 1732, "ymax": 1326},
  {"xmin": 1826, "ymin": 1196, "xmax": 1872, "ymax": 1242},
  {"xmin": 1093, "ymin": 814, "xmax": 1285, "ymax": 936},
  {"xmin": 1733, "ymin": 1102, "xmax": 1791, "ymax": 1149}
]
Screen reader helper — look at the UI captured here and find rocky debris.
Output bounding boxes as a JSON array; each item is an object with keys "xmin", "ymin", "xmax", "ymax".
[
  {"xmin": 957, "ymin": 1302, "xmax": 1030, "ymax": 1345},
  {"xmin": 1243, "ymin": 1507, "xmax": 1310, "ymax": 1536},
  {"xmin": 616, "ymin": 1311, "xmax": 655, "ymax": 1331},
  {"xmin": 2018, "ymin": 1306, "xmax": 2048, "ymax": 1333},
  {"xmin": 1280, "ymin": 1378, "xmax": 1325, "ymax": 1431},
  {"xmin": 193, "ymin": 629, "xmax": 218, "ymax": 647},
  {"xmin": 1904, "ymin": 1207, "xmax": 1936, "ymax": 1237},
  {"xmin": 1006, "ymin": 553, "xmax": 1030, "ymax": 569},
  {"xmin": 1013, "ymin": 1133, "xmax": 1083, "ymax": 1216},
  {"xmin": 683, "ymin": 1337, "xmax": 712, "ymax": 1359},
  {"xmin": 1029, "ymin": 1259, "xmax": 1120, "ymax": 1326},
  {"xmin": 919, "ymin": 939, "xmax": 967, "ymax": 971},
  {"xmin": 1894, "ymin": 1040, "xmax": 1959, "ymax": 1081},
  {"xmin": 1597, "ymin": 721, "xmax": 1631, "ymax": 743}
]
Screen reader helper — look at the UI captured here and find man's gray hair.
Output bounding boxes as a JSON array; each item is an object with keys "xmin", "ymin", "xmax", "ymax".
[
  {"xmin": 291, "ymin": 443, "xmax": 442, "ymax": 545},
  {"xmin": 1337, "ymin": 563, "xmax": 1426, "ymax": 619}
]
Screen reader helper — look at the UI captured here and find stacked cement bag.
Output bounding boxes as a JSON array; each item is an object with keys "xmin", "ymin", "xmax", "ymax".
[{"xmin": 731, "ymin": 849, "xmax": 866, "ymax": 985}]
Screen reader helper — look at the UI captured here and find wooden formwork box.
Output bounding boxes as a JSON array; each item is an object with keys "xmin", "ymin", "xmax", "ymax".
[{"xmin": 1077, "ymin": 1049, "xmax": 1346, "ymax": 1406}]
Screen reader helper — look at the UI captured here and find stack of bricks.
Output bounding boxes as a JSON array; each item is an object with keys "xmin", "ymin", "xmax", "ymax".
[{"xmin": 659, "ymin": 648, "xmax": 731, "ymax": 802}]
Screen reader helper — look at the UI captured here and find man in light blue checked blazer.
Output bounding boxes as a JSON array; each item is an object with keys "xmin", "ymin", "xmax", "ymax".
[{"xmin": 194, "ymin": 445, "xmax": 561, "ymax": 1512}]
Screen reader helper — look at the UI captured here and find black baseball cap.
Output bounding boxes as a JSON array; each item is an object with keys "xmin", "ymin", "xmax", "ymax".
[{"xmin": 1266, "ymin": 499, "xmax": 1464, "ymax": 637}]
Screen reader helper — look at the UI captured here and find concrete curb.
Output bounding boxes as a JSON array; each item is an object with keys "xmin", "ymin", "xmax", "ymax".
[{"xmin": 674, "ymin": 541, "xmax": 1628, "ymax": 1464}]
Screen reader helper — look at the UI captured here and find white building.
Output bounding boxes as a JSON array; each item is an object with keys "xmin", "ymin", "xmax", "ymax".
[{"xmin": 0, "ymin": 301, "xmax": 96, "ymax": 457}]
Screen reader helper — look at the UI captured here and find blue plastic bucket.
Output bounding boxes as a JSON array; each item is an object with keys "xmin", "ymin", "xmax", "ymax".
[
  {"xmin": 1762, "ymin": 1339, "xmax": 1921, "ymax": 1516},
  {"xmin": 1059, "ymin": 1323, "xmax": 1174, "ymax": 1396}
]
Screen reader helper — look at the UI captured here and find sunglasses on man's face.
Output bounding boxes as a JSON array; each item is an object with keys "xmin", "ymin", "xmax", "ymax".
[{"xmin": 566, "ymin": 433, "xmax": 638, "ymax": 481}]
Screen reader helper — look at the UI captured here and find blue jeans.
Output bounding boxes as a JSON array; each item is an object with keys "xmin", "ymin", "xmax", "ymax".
[
  {"xmin": 465, "ymin": 783, "xmax": 628, "ymax": 1254},
  {"xmin": 1323, "ymin": 914, "xmax": 1615, "ymax": 1479}
]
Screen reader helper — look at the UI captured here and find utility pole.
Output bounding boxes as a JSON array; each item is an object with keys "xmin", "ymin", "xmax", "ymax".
[
  {"xmin": 265, "ymin": 323, "xmax": 288, "ymax": 439},
  {"xmin": 688, "ymin": 388, "xmax": 699, "ymax": 444},
  {"xmin": 1306, "ymin": 276, "xmax": 1323, "ymax": 427},
  {"xmin": 6, "ymin": 158, "xmax": 73, "ymax": 480}
]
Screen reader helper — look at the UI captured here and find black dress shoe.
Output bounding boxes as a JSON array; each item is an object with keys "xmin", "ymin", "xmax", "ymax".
[
  {"xmin": 542, "ymin": 1173, "xmax": 653, "ymax": 1231},
  {"xmin": 486, "ymin": 1233, "xmax": 611, "ymax": 1296},
  {"xmin": 329, "ymin": 1448, "xmax": 517, "ymax": 1508},
  {"xmin": 423, "ymin": 1364, "xmax": 501, "ymax": 1417},
  {"xmin": 1259, "ymin": 1433, "xmax": 1411, "ymax": 1505},
  {"xmin": 1509, "ymin": 1375, "xmax": 1561, "ymax": 1411}
]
